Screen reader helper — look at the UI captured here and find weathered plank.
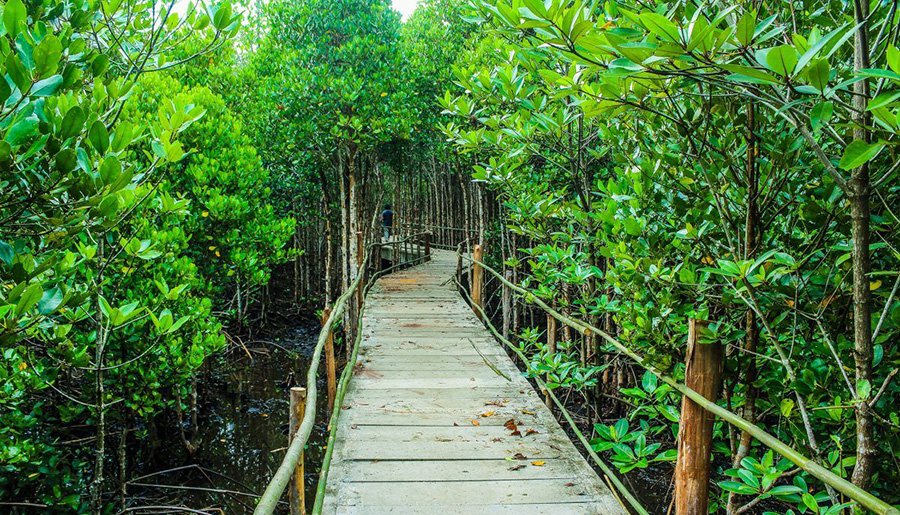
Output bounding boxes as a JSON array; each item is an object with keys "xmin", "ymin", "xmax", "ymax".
[{"xmin": 321, "ymin": 250, "xmax": 625, "ymax": 515}]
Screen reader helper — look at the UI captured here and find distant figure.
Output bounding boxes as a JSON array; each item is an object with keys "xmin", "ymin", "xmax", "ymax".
[{"xmin": 382, "ymin": 204, "xmax": 394, "ymax": 241}]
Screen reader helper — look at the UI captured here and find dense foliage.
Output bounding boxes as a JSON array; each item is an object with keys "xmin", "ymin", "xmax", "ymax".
[
  {"xmin": 440, "ymin": 0, "xmax": 900, "ymax": 513},
  {"xmin": 0, "ymin": 0, "xmax": 294, "ymax": 511}
]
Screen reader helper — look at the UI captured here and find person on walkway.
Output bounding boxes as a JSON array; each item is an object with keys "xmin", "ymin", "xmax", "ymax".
[{"xmin": 382, "ymin": 204, "xmax": 394, "ymax": 241}]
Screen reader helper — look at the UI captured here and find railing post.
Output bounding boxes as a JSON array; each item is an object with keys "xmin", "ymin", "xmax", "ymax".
[
  {"xmin": 545, "ymin": 314, "xmax": 556, "ymax": 407},
  {"xmin": 289, "ymin": 387, "xmax": 307, "ymax": 515},
  {"xmin": 322, "ymin": 307, "xmax": 336, "ymax": 413},
  {"xmin": 675, "ymin": 319, "xmax": 723, "ymax": 515},
  {"xmin": 456, "ymin": 250, "xmax": 462, "ymax": 287},
  {"xmin": 424, "ymin": 232, "xmax": 431, "ymax": 261},
  {"xmin": 472, "ymin": 244, "xmax": 484, "ymax": 319},
  {"xmin": 372, "ymin": 242, "xmax": 382, "ymax": 274},
  {"xmin": 356, "ymin": 231, "xmax": 364, "ymax": 312},
  {"xmin": 502, "ymin": 269, "xmax": 512, "ymax": 340}
]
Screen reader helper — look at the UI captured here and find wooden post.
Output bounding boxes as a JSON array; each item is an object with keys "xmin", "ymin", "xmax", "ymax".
[
  {"xmin": 545, "ymin": 314, "xmax": 557, "ymax": 407},
  {"xmin": 424, "ymin": 232, "xmax": 431, "ymax": 260},
  {"xmin": 502, "ymin": 270, "xmax": 512, "ymax": 340},
  {"xmin": 472, "ymin": 244, "xmax": 484, "ymax": 319},
  {"xmin": 675, "ymin": 319, "xmax": 723, "ymax": 515},
  {"xmin": 372, "ymin": 243, "xmax": 382, "ymax": 274},
  {"xmin": 356, "ymin": 231, "xmax": 364, "ymax": 311},
  {"xmin": 322, "ymin": 307, "xmax": 336, "ymax": 413},
  {"xmin": 456, "ymin": 250, "xmax": 462, "ymax": 286},
  {"xmin": 289, "ymin": 387, "xmax": 307, "ymax": 515}
]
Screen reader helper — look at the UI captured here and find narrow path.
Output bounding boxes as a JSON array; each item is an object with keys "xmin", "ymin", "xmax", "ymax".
[{"xmin": 322, "ymin": 250, "xmax": 626, "ymax": 514}]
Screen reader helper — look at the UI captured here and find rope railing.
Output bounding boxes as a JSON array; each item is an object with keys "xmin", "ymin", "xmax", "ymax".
[
  {"xmin": 458, "ymin": 251, "xmax": 900, "ymax": 515},
  {"xmin": 252, "ymin": 232, "xmax": 431, "ymax": 515}
]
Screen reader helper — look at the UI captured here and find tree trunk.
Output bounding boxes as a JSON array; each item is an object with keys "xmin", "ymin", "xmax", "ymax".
[{"xmin": 850, "ymin": 0, "xmax": 875, "ymax": 488}]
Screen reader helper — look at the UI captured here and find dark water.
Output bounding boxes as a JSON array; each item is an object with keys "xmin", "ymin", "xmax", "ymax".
[{"xmin": 133, "ymin": 321, "xmax": 329, "ymax": 514}]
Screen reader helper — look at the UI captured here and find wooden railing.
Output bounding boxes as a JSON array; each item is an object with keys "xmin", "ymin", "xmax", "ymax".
[
  {"xmin": 252, "ymin": 232, "xmax": 431, "ymax": 515},
  {"xmin": 457, "ymin": 248, "xmax": 899, "ymax": 515}
]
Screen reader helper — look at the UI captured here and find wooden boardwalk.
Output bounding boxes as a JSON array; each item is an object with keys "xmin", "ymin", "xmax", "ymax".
[{"xmin": 322, "ymin": 250, "xmax": 625, "ymax": 515}]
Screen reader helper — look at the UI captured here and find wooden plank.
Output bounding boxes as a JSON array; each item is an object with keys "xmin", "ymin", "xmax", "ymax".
[
  {"xmin": 337, "ymin": 458, "xmax": 581, "ymax": 482},
  {"xmin": 331, "ymin": 503, "xmax": 612, "ymax": 515},
  {"xmin": 331, "ymin": 480, "xmax": 603, "ymax": 505}
]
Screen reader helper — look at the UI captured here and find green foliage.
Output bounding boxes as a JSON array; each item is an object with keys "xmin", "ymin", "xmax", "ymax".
[
  {"xmin": 442, "ymin": 0, "xmax": 900, "ymax": 512},
  {"xmin": 0, "ymin": 0, "xmax": 296, "ymax": 510}
]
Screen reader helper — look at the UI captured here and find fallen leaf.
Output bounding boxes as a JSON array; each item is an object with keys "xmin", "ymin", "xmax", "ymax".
[
  {"xmin": 508, "ymin": 464, "xmax": 526, "ymax": 471},
  {"xmin": 565, "ymin": 482, "xmax": 576, "ymax": 487},
  {"xmin": 510, "ymin": 430, "xmax": 521, "ymax": 437},
  {"xmin": 504, "ymin": 419, "xmax": 518, "ymax": 431},
  {"xmin": 531, "ymin": 461, "xmax": 546, "ymax": 466},
  {"xmin": 520, "ymin": 409, "xmax": 536, "ymax": 416},
  {"xmin": 481, "ymin": 411, "xmax": 495, "ymax": 417},
  {"xmin": 471, "ymin": 420, "xmax": 480, "ymax": 426},
  {"xmin": 525, "ymin": 429, "xmax": 539, "ymax": 436},
  {"xmin": 513, "ymin": 453, "xmax": 528, "ymax": 460}
]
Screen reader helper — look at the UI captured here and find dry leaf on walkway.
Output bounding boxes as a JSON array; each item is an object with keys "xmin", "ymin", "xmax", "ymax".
[
  {"xmin": 531, "ymin": 461, "xmax": 546, "ymax": 466},
  {"xmin": 471, "ymin": 420, "xmax": 480, "ymax": 426}
]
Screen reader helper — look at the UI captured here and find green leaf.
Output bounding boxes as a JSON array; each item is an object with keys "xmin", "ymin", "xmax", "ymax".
[
  {"xmin": 37, "ymin": 286, "xmax": 64, "ymax": 315},
  {"xmin": 60, "ymin": 106, "xmax": 85, "ymax": 140},
  {"xmin": 807, "ymin": 59, "xmax": 830, "ymax": 91},
  {"xmin": 794, "ymin": 24, "xmax": 846, "ymax": 77},
  {"xmin": 839, "ymin": 139, "xmax": 884, "ymax": 170},
  {"xmin": 99, "ymin": 156, "xmax": 122, "ymax": 184},
  {"xmin": 16, "ymin": 283, "xmax": 43, "ymax": 316},
  {"xmin": 6, "ymin": 116, "xmax": 39, "ymax": 146},
  {"xmin": 810, "ymin": 101, "xmax": 833, "ymax": 131},
  {"xmin": 0, "ymin": 240, "xmax": 13, "ymax": 265},
  {"xmin": 89, "ymin": 120, "xmax": 110, "ymax": 153},
  {"xmin": 32, "ymin": 74, "xmax": 63, "ymax": 97},
  {"xmin": 769, "ymin": 485, "xmax": 803, "ymax": 496},
  {"xmin": 736, "ymin": 10, "xmax": 757, "ymax": 46},
  {"xmin": 765, "ymin": 45, "xmax": 799, "ymax": 76},
  {"xmin": 33, "ymin": 35, "xmax": 62, "ymax": 79},
  {"xmin": 802, "ymin": 493, "xmax": 820, "ymax": 514},
  {"xmin": 857, "ymin": 68, "xmax": 900, "ymax": 81},
  {"xmin": 719, "ymin": 481, "xmax": 757, "ymax": 495},
  {"xmin": 780, "ymin": 398, "xmax": 795, "ymax": 417},
  {"xmin": 867, "ymin": 91, "xmax": 900, "ymax": 110},
  {"xmin": 640, "ymin": 13, "xmax": 680, "ymax": 43},
  {"xmin": 856, "ymin": 379, "xmax": 871, "ymax": 399},
  {"xmin": 720, "ymin": 64, "xmax": 779, "ymax": 84},
  {"xmin": 3, "ymin": 0, "xmax": 26, "ymax": 38},
  {"xmin": 623, "ymin": 217, "xmax": 642, "ymax": 236}
]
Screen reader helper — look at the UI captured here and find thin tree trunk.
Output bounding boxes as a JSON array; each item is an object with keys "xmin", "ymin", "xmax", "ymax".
[{"xmin": 850, "ymin": 0, "xmax": 875, "ymax": 488}]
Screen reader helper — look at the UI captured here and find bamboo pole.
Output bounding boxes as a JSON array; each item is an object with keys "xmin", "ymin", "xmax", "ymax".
[
  {"xmin": 459, "ymin": 252, "xmax": 900, "ymax": 515},
  {"xmin": 289, "ymin": 387, "xmax": 306, "ymax": 515},
  {"xmin": 675, "ymin": 319, "xmax": 722, "ymax": 515},
  {"xmin": 472, "ymin": 244, "xmax": 483, "ymax": 319},
  {"xmin": 322, "ymin": 307, "xmax": 336, "ymax": 413}
]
